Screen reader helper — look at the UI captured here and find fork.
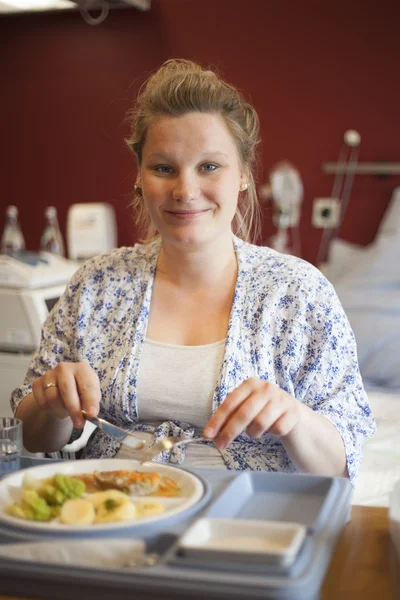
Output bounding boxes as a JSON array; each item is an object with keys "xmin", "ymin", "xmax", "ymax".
[{"xmin": 139, "ymin": 436, "xmax": 208, "ymax": 464}]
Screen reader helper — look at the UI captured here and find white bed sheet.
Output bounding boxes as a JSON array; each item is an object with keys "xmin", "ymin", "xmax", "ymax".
[{"xmin": 352, "ymin": 389, "xmax": 400, "ymax": 507}]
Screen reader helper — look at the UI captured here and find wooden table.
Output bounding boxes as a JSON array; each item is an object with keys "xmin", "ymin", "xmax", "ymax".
[
  {"xmin": 322, "ymin": 505, "xmax": 400, "ymax": 599},
  {"xmin": 0, "ymin": 505, "xmax": 399, "ymax": 600}
]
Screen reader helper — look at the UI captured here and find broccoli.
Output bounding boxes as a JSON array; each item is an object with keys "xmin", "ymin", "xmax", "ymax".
[
  {"xmin": 50, "ymin": 505, "xmax": 61, "ymax": 519},
  {"xmin": 7, "ymin": 490, "xmax": 52, "ymax": 521},
  {"xmin": 6, "ymin": 474, "xmax": 86, "ymax": 522},
  {"xmin": 38, "ymin": 474, "xmax": 85, "ymax": 506},
  {"xmin": 54, "ymin": 474, "xmax": 85, "ymax": 500},
  {"xmin": 22, "ymin": 490, "xmax": 52, "ymax": 521},
  {"xmin": 38, "ymin": 483, "xmax": 65, "ymax": 506}
]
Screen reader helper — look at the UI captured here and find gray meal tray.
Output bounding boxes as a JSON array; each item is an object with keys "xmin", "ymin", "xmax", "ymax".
[{"xmin": 0, "ymin": 458, "xmax": 353, "ymax": 600}]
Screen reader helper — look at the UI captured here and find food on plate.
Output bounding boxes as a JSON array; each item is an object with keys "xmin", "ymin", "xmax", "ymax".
[
  {"xmin": 135, "ymin": 499, "xmax": 165, "ymax": 518},
  {"xmin": 37, "ymin": 474, "xmax": 85, "ymax": 506},
  {"xmin": 60, "ymin": 498, "xmax": 96, "ymax": 526},
  {"xmin": 87, "ymin": 490, "xmax": 137, "ymax": 523},
  {"xmin": 72, "ymin": 470, "xmax": 180, "ymax": 497},
  {"xmin": 157, "ymin": 475, "xmax": 181, "ymax": 497},
  {"xmin": 6, "ymin": 474, "xmax": 86, "ymax": 522},
  {"xmin": 4, "ymin": 468, "xmax": 173, "ymax": 525},
  {"xmin": 60, "ymin": 491, "xmax": 138, "ymax": 525},
  {"xmin": 6, "ymin": 489, "xmax": 53, "ymax": 521},
  {"xmin": 85, "ymin": 489, "xmax": 127, "ymax": 508}
]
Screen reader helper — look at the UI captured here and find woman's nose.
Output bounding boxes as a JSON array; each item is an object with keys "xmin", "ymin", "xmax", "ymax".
[{"xmin": 172, "ymin": 175, "xmax": 198, "ymax": 203}]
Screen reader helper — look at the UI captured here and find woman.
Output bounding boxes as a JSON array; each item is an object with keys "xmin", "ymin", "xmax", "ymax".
[{"xmin": 13, "ymin": 59, "xmax": 375, "ymax": 483}]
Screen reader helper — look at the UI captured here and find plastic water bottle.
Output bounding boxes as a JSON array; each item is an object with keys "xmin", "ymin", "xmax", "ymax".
[
  {"xmin": 40, "ymin": 206, "xmax": 65, "ymax": 256},
  {"xmin": 1, "ymin": 205, "xmax": 26, "ymax": 255}
]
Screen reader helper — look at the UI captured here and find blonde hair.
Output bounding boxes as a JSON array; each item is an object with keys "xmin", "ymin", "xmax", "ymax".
[{"xmin": 126, "ymin": 59, "xmax": 261, "ymax": 243}]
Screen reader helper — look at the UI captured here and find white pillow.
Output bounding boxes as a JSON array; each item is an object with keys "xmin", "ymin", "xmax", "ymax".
[
  {"xmin": 321, "ymin": 238, "xmax": 367, "ymax": 284},
  {"xmin": 334, "ymin": 235, "xmax": 400, "ymax": 291},
  {"xmin": 325, "ymin": 187, "xmax": 400, "ymax": 391}
]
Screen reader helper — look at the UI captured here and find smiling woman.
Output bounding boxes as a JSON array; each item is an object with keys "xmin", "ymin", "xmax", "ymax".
[
  {"xmin": 127, "ymin": 59, "xmax": 261, "ymax": 246},
  {"xmin": 12, "ymin": 59, "xmax": 375, "ymax": 485},
  {"xmin": 139, "ymin": 113, "xmax": 245, "ymax": 251},
  {"xmin": 139, "ymin": 112, "xmax": 247, "ymax": 260}
]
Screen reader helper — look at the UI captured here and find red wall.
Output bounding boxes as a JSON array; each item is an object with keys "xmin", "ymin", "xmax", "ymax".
[{"xmin": 1, "ymin": 0, "xmax": 399, "ymax": 264}]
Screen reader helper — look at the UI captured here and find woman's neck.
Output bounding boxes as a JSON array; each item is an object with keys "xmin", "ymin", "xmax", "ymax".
[{"xmin": 156, "ymin": 235, "xmax": 237, "ymax": 289}]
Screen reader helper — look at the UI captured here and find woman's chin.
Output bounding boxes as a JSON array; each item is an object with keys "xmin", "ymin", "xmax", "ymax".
[
  {"xmin": 159, "ymin": 222, "xmax": 233, "ymax": 250},
  {"xmin": 161, "ymin": 225, "xmax": 211, "ymax": 247}
]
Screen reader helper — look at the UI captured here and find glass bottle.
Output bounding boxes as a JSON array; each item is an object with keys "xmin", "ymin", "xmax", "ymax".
[
  {"xmin": 40, "ymin": 206, "xmax": 65, "ymax": 257},
  {"xmin": 1, "ymin": 205, "xmax": 26, "ymax": 255}
]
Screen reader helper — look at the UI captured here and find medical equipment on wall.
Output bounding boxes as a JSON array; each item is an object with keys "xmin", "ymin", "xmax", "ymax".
[
  {"xmin": 316, "ymin": 129, "xmax": 361, "ymax": 265},
  {"xmin": 66, "ymin": 203, "xmax": 118, "ymax": 262},
  {"xmin": 0, "ymin": 252, "xmax": 79, "ymax": 416},
  {"xmin": 259, "ymin": 162, "xmax": 304, "ymax": 256}
]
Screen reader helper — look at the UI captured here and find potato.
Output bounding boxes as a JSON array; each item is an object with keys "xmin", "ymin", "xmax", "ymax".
[
  {"xmin": 60, "ymin": 498, "xmax": 96, "ymax": 526},
  {"xmin": 87, "ymin": 490, "xmax": 137, "ymax": 523},
  {"xmin": 86, "ymin": 489, "xmax": 127, "ymax": 508}
]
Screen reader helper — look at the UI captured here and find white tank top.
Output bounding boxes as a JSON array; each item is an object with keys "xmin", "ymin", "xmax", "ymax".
[
  {"xmin": 116, "ymin": 338, "xmax": 227, "ymax": 469},
  {"xmin": 137, "ymin": 337, "xmax": 226, "ymax": 427}
]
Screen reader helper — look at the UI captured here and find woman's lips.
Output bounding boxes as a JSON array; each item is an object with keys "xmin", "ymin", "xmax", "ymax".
[{"xmin": 165, "ymin": 209, "xmax": 210, "ymax": 220}]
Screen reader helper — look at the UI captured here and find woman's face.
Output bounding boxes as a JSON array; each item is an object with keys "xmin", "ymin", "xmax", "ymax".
[{"xmin": 139, "ymin": 112, "xmax": 247, "ymax": 249}]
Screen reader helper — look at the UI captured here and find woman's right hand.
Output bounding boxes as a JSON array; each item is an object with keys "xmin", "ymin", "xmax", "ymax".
[{"xmin": 31, "ymin": 362, "xmax": 101, "ymax": 429}]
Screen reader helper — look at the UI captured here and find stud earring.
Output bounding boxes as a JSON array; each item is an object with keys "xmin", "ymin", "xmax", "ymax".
[
  {"xmin": 134, "ymin": 185, "xmax": 143, "ymax": 197},
  {"xmin": 240, "ymin": 183, "xmax": 248, "ymax": 192}
]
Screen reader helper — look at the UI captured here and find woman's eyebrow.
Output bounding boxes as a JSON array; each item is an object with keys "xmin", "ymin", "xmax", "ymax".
[
  {"xmin": 146, "ymin": 151, "xmax": 229, "ymax": 160},
  {"xmin": 199, "ymin": 151, "xmax": 229, "ymax": 159}
]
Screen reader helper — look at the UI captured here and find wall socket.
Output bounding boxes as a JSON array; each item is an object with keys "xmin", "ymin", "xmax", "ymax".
[{"xmin": 312, "ymin": 198, "xmax": 341, "ymax": 228}]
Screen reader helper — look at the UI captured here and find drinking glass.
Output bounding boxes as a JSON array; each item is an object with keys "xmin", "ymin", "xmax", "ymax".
[{"xmin": 0, "ymin": 418, "xmax": 23, "ymax": 477}]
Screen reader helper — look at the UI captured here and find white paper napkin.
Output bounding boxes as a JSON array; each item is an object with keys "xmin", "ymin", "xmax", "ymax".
[{"xmin": 0, "ymin": 538, "xmax": 146, "ymax": 568}]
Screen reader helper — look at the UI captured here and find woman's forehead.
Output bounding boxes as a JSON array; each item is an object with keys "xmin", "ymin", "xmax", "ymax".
[{"xmin": 143, "ymin": 112, "xmax": 238, "ymax": 157}]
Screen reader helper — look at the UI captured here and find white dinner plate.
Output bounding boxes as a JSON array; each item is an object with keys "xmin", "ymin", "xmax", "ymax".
[{"xmin": 0, "ymin": 458, "xmax": 205, "ymax": 535}]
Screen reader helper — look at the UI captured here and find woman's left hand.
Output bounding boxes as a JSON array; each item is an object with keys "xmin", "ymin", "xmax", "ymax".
[{"xmin": 203, "ymin": 377, "xmax": 302, "ymax": 449}]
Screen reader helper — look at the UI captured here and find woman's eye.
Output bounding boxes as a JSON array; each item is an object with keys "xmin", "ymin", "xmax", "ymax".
[
  {"xmin": 155, "ymin": 165, "xmax": 172, "ymax": 174},
  {"xmin": 201, "ymin": 163, "xmax": 218, "ymax": 172}
]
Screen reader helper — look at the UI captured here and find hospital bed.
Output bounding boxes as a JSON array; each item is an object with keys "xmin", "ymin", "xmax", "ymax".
[{"xmin": 322, "ymin": 186, "xmax": 400, "ymax": 507}]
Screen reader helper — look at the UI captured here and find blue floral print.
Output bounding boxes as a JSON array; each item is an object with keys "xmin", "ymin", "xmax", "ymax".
[{"xmin": 11, "ymin": 236, "xmax": 376, "ymax": 484}]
